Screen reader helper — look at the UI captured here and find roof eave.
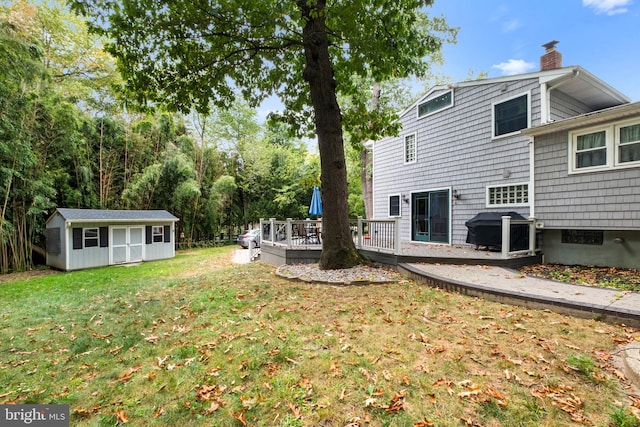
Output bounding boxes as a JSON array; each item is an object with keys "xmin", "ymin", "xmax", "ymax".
[{"xmin": 524, "ymin": 102, "xmax": 640, "ymax": 136}]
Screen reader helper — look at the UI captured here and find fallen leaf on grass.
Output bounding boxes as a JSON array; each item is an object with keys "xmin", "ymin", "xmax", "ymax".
[
  {"xmin": 241, "ymin": 395, "xmax": 256, "ymax": 408},
  {"xmin": 204, "ymin": 401, "xmax": 219, "ymax": 414},
  {"xmin": 114, "ymin": 409, "xmax": 128, "ymax": 424},
  {"xmin": 195, "ymin": 384, "xmax": 226, "ymax": 401},
  {"xmin": 460, "ymin": 416, "xmax": 482, "ymax": 426},
  {"xmin": 232, "ymin": 411, "xmax": 246, "ymax": 426},
  {"xmin": 383, "ymin": 390, "xmax": 406, "ymax": 412},
  {"xmin": 330, "ymin": 361, "xmax": 343, "ymax": 377},
  {"xmin": 144, "ymin": 335, "xmax": 159, "ymax": 344},
  {"xmin": 74, "ymin": 406, "xmax": 100, "ymax": 417},
  {"xmin": 117, "ymin": 365, "xmax": 142, "ymax": 382},
  {"xmin": 286, "ymin": 402, "xmax": 302, "ymax": 420},
  {"xmin": 414, "ymin": 417, "xmax": 435, "ymax": 426}
]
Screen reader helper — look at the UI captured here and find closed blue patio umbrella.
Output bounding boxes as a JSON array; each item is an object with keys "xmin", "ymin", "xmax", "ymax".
[{"xmin": 309, "ymin": 186, "xmax": 322, "ymax": 218}]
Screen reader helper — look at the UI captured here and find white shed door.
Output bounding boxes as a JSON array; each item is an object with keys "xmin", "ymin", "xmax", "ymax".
[{"xmin": 111, "ymin": 227, "xmax": 144, "ymax": 264}]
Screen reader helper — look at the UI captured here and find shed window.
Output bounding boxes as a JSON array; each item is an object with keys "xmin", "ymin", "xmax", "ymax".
[
  {"xmin": 152, "ymin": 226, "xmax": 164, "ymax": 243},
  {"xmin": 84, "ymin": 228, "xmax": 99, "ymax": 248}
]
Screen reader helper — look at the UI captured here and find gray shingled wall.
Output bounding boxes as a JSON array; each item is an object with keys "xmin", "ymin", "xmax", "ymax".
[
  {"xmin": 373, "ymin": 79, "xmax": 540, "ymax": 245},
  {"xmin": 534, "ymin": 130, "xmax": 640, "ymax": 229}
]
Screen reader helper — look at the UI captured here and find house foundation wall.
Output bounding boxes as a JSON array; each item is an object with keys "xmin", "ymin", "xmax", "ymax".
[{"xmin": 542, "ymin": 229, "xmax": 640, "ymax": 269}]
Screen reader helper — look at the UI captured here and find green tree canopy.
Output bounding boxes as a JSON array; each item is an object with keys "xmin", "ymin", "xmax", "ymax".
[{"xmin": 70, "ymin": 0, "xmax": 453, "ymax": 269}]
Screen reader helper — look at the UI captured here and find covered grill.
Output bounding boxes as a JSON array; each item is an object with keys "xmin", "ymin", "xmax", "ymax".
[{"xmin": 465, "ymin": 212, "xmax": 529, "ymax": 251}]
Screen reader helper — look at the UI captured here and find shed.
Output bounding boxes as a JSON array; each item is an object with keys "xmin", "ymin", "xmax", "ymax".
[{"xmin": 45, "ymin": 208, "xmax": 179, "ymax": 271}]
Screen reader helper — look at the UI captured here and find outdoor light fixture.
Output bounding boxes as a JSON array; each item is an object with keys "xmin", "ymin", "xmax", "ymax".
[
  {"xmin": 452, "ymin": 189, "xmax": 460, "ymax": 199},
  {"xmin": 402, "ymin": 194, "xmax": 410, "ymax": 204}
]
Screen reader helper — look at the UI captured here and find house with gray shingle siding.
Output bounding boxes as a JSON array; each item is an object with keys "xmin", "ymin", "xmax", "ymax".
[
  {"xmin": 524, "ymin": 102, "xmax": 640, "ymax": 269},
  {"xmin": 46, "ymin": 208, "xmax": 179, "ymax": 271},
  {"xmin": 372, "ymin": 43, "xmax": 633, "ymax": 267}
]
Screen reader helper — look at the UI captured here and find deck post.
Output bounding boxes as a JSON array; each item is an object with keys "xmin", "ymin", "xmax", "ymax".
[
  {"xmin": 501, "ymin": 216, "xmax": 511, "ymax": 259},
  {"xmin": 286, "ymin": 218, "xmax": 292, "ymax": 249},
  {"xmin": 528, "ymin": 216, "xmax": 536, "ymax": 255},
  {"xmin": 357, "ymin": 216, "xmax": 363, "ymax": 249},
  {"xmin": 394, "ymin": 217, "xmax": 401, "ymax": 254},
  {"xmin": 269, "ymin": 218, "xmax": 275, "ymax": 244}
]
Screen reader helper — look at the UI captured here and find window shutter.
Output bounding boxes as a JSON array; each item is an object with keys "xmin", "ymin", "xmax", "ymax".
[
  {"xmin": 46, "ymin": 228, "xmax": 61, "ymax": 255},
  {"xmin": 145, "ymin": 226, "xmax": 152, "ymax": 244},
  {"xmin": 72, "ymin": 228, "xmax": 83, "ymax": 250},
  {"xmin": 163, "ymin": 225, "xmax": 171, "ymax": 243},
  {"xmin": 99, "ymin": 227, "xmax": 109, "ymax": 247}
]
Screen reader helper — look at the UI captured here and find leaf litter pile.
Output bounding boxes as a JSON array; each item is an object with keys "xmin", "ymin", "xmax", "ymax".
[
  {"xmin": 520, "ymin": 263, "xmax": 640, "ymax": 291},
  {"xmin": 1, "ymin": 247, "xmax": 639, "ymax": 426}
]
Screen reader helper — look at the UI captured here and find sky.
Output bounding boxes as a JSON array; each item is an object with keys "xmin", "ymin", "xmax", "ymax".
[{"xmin": 258, "ymin": 0, "xmax": 640, "ymax": 120}]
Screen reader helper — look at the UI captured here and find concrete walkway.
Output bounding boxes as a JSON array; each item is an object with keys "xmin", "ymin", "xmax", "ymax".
[{"xmin": 400, "ymin": 263, "xmax": 640, "ymax": 327}]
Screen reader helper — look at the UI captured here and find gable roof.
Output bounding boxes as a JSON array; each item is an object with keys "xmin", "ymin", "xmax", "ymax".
[
  {"xmin": 400, "ymin": 66, "xmax": 630, "ymax": 120},
  {"xmin": 50, "ymin": 208, "xmax": 179, "ymax": 224},
  {"xmin": 524, "ymin": 101, "xmax": 640, "ymax": 137}
]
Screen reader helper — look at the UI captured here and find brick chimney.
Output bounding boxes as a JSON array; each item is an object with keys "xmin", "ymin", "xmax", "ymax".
[{"xmin": 540, "ymin": 40, "xmax": 562, "ymax": 70}]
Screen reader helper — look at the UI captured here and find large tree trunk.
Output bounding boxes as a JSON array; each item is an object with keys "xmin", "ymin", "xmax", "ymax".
[{"xmin": 299, "ymin": 0, "xmax": 364, "ymax": 269}]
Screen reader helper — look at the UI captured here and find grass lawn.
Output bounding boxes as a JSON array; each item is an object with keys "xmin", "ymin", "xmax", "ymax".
[{"xmin": 1, "ymin": 247, "xmax": 639, "ymax": 426}]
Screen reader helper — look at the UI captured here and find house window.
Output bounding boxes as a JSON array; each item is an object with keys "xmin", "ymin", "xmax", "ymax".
[
  {"xmin": 575, "ymin": 130, "xmax": 607, "ymax": 168},
  {"xmin": 569, "ymin": 120, "xmax": 640, "ymax": 173},
  {"xmin": 152, "ymin": 226, "xmax": 164, "ymax": 243},
  {"xmin": 418, "ymin": 90, "xmax": 453, "ymax": 118},
  {"xmin": 404, "ymin": 133, "xmax": 416, "ymax": 164},
  {"xmin": 84, "ymin": 228, "xmax": 99, "ymax": 248},
  {"xmin": 617, "ymin": 122, "xmax": 640, "ymax": 164},
  {"xmin": 493, "ymin": 93, "xmax": 530, "ymax": 138},
  {"xmin": 389, "ymin": 194, "xmax": 401, "ymax": 217},
  {"xmin": 487, "ymin": 183, "xmax": 529, "ymax": 207}
]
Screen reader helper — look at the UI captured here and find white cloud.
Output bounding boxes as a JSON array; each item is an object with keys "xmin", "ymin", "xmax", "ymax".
[
  {"xmin": 502, "ymin": 19, "xmax": 522, "ymax": 32},
  {"xmin": 583, "ymin": 0, "xmax": 632, "ymax": 15},
  {"xmin": 493, "ymin": 59, "xmax": 536, "ymax": 76}
]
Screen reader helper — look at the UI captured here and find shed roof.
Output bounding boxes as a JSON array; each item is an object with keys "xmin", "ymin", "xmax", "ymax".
[{"xmin": 51, "ymin": 208, "xmax": 178, "ymax": 223}]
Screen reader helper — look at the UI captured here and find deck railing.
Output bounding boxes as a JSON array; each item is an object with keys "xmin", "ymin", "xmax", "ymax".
[
  {"xmin": 351, "ymin": 217, "xmax": 400, "ymax": 254},
  {"xmin": 260, "ymin": 217, "xmax": 400, "ymax": 254},
  {"xmin": 260, "ymin": 216, "xmax": 538, "ymax": 259},
  {"xmin": 501, "ymin": 216, "xmax": 538, "ymax": 258}
]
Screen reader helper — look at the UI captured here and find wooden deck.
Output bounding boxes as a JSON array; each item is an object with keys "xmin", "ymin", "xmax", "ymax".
[
  {"xmin": 260, "ymin": 241, "xmax": 541, "ymax": 269},
  {"xmin": 259, "ymin": 217, "xmax": 540, "ymax": 268}
]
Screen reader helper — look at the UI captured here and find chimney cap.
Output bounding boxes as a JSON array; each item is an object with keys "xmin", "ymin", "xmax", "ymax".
[{"xmin": 542, "ymin": 40, "xmax": 559, "ymax": 51}]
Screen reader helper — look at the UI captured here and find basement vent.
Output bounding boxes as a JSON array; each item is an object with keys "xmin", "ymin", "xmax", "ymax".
[{"xmin": 561, "ymin": 230, "xmax": 603, "ymax": 245}]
